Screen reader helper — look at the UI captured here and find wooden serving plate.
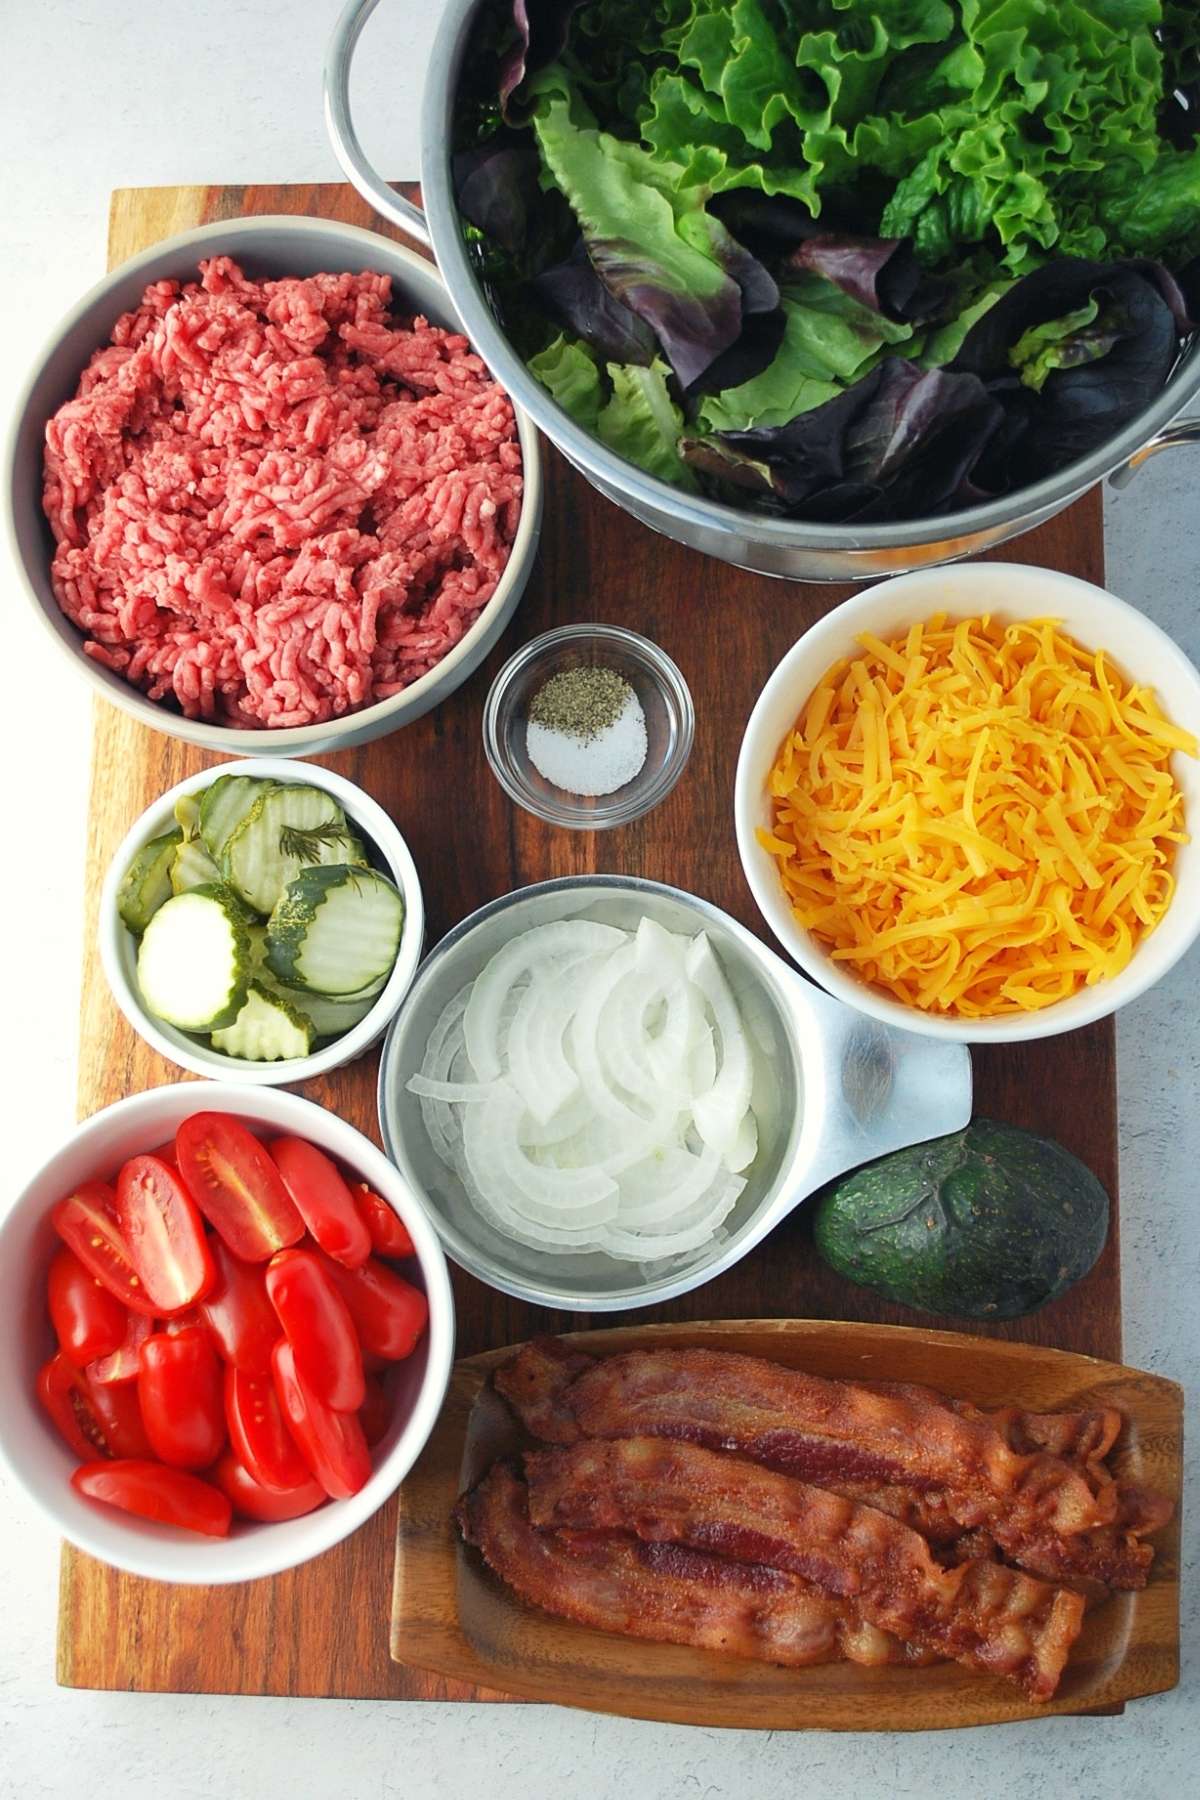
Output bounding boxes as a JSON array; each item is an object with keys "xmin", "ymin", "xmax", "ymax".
[{"xmin": 391, "ymin": 1320, "xmax": 1182, "ymax": 1731}]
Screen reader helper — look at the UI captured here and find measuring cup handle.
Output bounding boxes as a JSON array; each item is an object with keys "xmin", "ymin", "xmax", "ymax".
[
  {"xmin": 325, "ymin": 0, "xmax": 433, "ymax": 249},
  {"xmin": 774, "ymin": 973, "xmax": 972, "ymax": 1218}
]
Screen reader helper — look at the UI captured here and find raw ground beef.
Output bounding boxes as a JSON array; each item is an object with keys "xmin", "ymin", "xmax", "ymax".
[{"xmin": 42, "ymin": 257, "xmax": 523, "ymax": 728}]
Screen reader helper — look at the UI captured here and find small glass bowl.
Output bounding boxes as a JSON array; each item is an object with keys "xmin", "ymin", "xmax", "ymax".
[{"xmin": 483, "ymin": 624, "xmax": 694, "ymax": 829}]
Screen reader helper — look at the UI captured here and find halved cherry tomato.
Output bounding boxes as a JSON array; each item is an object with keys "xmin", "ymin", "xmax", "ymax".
[
  {"xmin": 271, "ymin": 1340, "xmax": 371, "ymax": 1500},
  {"xmin": 267, "ymin": 1138, "xmax": 371, "ymax": 1269},
  {"xmin": 52, "ymin": 1180, "xmax": 157, "ymax": 1315},
  {"xmin": 353, "ymin": 1185, "xmax": 415, "ymax": 1261},
  {"xmin": 212, "ymin": 1450, "xmax": 326, "ymax": 1523},
  {"xmin": 163, "ymin": 1309, "xmax": 202, "ymax": 1336},
  {"xmin": 358, "ymin": 1374, "xmax": 392, "ymax": 1448},
  {"xmin": 327, "ymin": 1256, "xmax": 428, "ymax": 1363},
  {"xmin": 175, "ymin": 1114, "xmax": 304, "ymax": 1262},
  {"xmin": 88, "ymin": 1376, "xmax": 153, "ymax": 1460},
  {"xmin": 138, "ymin": 1327, "xmax": 225, "ymax": 1470},
  {"xmin": 37, "ymin": 1353, "xmax": 111, "ymax": 1459},
  {"xmin": 265, "ymin": 1248, "xmax": 365, "ymax": 1413},
  {"xmin": 47, "ymin": 1246, "xmax": 129, "ymax": 1366},
  {"xmin": 115, "ymin": 1155, "xmax": 215, "ymax": 1314},
  {"xmin": 72, "ymin": 1459, "xmax": 232, "ymax": 1536},
  {"xmin": 200, "ymin": 1239, "xmax": 280, "ymax": 1373},
  {"xmin": 87, "ymin": 1310, "xmax": 154, "ymax": 1385},
  {"xmin": 224, "ymin": 1365, "xmax": 309, "ymax": 1493}
]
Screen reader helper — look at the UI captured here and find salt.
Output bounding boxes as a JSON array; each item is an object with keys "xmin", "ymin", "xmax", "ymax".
[{"xmin": 527, "ymin": 689, "xmax": 648, "ymax": 796}]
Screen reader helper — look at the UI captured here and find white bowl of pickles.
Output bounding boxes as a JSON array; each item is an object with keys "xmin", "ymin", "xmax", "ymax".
[{"xmin": 100, "ymin": 760, "xmax": 424, "ymax": 1084}]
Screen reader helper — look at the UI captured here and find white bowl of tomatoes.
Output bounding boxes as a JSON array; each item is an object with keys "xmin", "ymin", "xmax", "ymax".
[{"xmin": 0, "ymin": 1084, "xmax": 454, "ymax": 1583}]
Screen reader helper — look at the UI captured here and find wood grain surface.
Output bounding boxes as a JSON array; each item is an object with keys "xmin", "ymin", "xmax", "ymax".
[
  {"xmin": 57, "ymin": 181, "xmax": 1121, "ymax": 1702},
  {"xmin": 392, "ymin": 1320, "xmax": 1181, "ymax": 1730}
]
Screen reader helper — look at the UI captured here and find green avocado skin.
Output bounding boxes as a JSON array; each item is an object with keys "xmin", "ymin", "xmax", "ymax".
[{"xmin": 812, "ymin": 1119, "xmax": 1110, "ymax": 1321}]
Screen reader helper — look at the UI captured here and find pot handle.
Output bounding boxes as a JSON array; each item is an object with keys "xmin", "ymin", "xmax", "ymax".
[
  {"xmin": 1109, "ymin": 415, "xmax": 1200, "ymax": 489},
  {"xmin": 766, "ymin": 974, "xmax": 972, "ymax": 1227},
  {"xmin": 324, "ymin": 0, "xmax": 433, "ymax": 250}
]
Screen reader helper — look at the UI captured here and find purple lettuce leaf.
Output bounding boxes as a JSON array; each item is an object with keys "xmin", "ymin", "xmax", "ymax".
[
  {"xmin": 585, "ymin": 234, "xmax": 744, "ymax": 389},
  {"xmin": 708, "ymin": 194, "xmax": 948, "ymax": 324},
  {"xmin": 785, "ymin": 235, "xmax": 952, "ymax": 325},
  {"xmin": 582, "ymin": 215, "xmax": 778, "ymax": 392},
  {"xmin": 707, "ymin": 191, "xmax": 828, "ymax": 259},
  {"xmin": 681, "ymin": 360, "xmax": 1004, "ymax": 521},
  {"xmin": 499, "ymin": 0, "xmax": 585, "ymax": 119},
  {"xmin": 682, "ymin": 308, "xmax": 788, "ymax": 401},
  {"xmin": 453, "ymin": 141, "xmax": 544, "ymax": 257},
  {"xmin": 952, "ymin": 258, "xmax": 1183, "ymax": 471},
  {"xmin": 532, "ymin": 239, "xmax": 658, "ymax": 364}
]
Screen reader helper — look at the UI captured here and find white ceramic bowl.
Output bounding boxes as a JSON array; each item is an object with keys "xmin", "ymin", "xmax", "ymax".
[
  {"xmin": 0, "ymin": 1083, "xmax": 454, "ymax": 1584},
  {"xmin": 736, "ymin": 562, "xmax": 1200, "ymax": 1044},
  {"xmin": 3, "ymin": 215, "xmax": 542, "ymax": 756},
  {"xmin": 100, "ymin": 758, "xmax": 424, "ymax": 1084}
]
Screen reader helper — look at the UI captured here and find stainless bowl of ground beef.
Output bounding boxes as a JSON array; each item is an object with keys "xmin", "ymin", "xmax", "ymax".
[{"xmin": 4, "ymin": 217, "xmax": 542, "ymax": 753}]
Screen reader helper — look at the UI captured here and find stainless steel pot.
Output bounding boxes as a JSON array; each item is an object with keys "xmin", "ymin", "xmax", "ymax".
[
  {"xmin": 377, "ymin": 876, "xmax": 971, "ymax": 1311},
  {"xmin": 326, "ymin": 0, "xmax": 1200, "ymax": 583}
]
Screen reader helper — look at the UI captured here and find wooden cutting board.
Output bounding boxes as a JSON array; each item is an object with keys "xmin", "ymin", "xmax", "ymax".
[{"xmin": 58, "ymin": 181, "xmax": 1121, "ymax": 1701}]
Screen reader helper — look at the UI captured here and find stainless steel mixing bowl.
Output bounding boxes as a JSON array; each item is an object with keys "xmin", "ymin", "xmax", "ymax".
[
  {"xmin": 377, "ymin": 875, "xmax": 972, "ymax": 1310},
  {"xmin": 326, "ymin": 0, "xmax": 1200, "ymax": 582}
]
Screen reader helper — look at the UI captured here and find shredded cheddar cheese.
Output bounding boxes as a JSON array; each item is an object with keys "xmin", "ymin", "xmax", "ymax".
[{"xmin": 760, "ymin": 615, "xmax": 1197, "ymax": 1017}]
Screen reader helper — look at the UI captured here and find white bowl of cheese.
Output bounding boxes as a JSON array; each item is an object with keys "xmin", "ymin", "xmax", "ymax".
[{"xmin": 735, "ymin": 562, "xmax": 1200, "ymax": 1043}]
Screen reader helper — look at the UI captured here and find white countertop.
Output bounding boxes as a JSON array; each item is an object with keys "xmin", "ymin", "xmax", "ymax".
[{"xmin": 0, "ymin": 4, "xmax": 1194, "ymax": 1794}]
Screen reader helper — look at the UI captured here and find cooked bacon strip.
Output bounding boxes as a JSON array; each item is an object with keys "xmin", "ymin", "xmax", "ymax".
[
  {"xmin": 493, "ymin": 1337, "xmax": 587, "ymax": 1444},
  {"xmin": 455, "ymin": 1462, "xmax": 936, "ymax": 1671},
  {"xmin": 525, "ymin": 1438, "xmax": 1086, "ymax": 1700},
  {"xmin": 497, "ymin": 1343, "xmax": 1171, "ymax": 1590},
  {"xmin": 497, "ymin": 1344, "xmax": 1123, "ymax": 1475},
  {"xmin": 500, "ymin": 1353, "xmax": 1144, "ymax": 1562},
  {"xmin": 868, "ymin": 1382, "xmax": 1122, "ymax": 1468}
]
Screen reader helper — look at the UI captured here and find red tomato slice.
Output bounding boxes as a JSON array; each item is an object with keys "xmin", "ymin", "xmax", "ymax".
[
  {"xmin": 265, "ymin": 1248, "xmax": 365, "ymax": 1413},
  {"xmin": 358, "ymin": 1374, "xmax": 392, "ymax": 1448},
  {"xmin": 353, "ymin": 1185, "xmax": 415, "ymax": 1261},
  {"xmin": 88, "ymin": 1376, "xmax": 153, "ymax": 1460},
  {"xmin": 138, "ymin": 1327, "xmax": 226, "ymax": 1470},
  {"xmin": 115, "ymin": 1155, "xmax": 215, "ymax": 1314},
  {"xmin": 87, "ymin": 1310, "xmax": 154, "ymax": 1385},
  {"xmin": 224, "ymin": 1364, "xmax": 310, "ymax": 1493},
  {"xmin": 175, "ymin": 1113, "xmax": 304, "ymax": 1262},
  {"xmin": 52, "ymin": 1180, "xmax": 158, "ymax": 1316},
  {"xmin": 327, "ymin": 1256, "xmax": 429, "ymax": 1363},
  {"xmin": 267, "ymin": 1138, "xmax": 371, "ymax": 1269},
  {"xmin": 271, "ymin": 1340, "xmax": 371, "ymax": 1500},
  {"xmin": 47, "ymin": 1246, "xmax": 129, "ymax": 1366},
  {"xmin": 213, "ymin": 1450, "xmax": 326, "ymax": 1523},
  {"xmin": 200, "ymin": 1239, "xmax": 280, "ymax": 1374},
  {"xmin": 163, "ymin": 1309, "xmax": 203, "ymax": 1336},
  {"xmin": 37, "ymin": 1353, "xmax": 111, "ymax": 1459},
  {"xmin": 71, "ymin": 1460, "xmax": 232, "ymax": 1537}
]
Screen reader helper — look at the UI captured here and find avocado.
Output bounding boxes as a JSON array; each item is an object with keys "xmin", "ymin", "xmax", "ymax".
[{"xmin": 812, "ymin": 1118, "xmax": 1110, "ymax": 1321}]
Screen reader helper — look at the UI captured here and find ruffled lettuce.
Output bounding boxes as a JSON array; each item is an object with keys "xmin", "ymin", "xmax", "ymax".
[{"xmin": 463, "ymin": 0, "xmax": 1200, "ymax": 520}]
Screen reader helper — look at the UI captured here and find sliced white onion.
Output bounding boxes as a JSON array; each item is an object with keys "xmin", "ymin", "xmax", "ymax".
[
  {"xmin": 616, "ymin": 1142, "xmax": 723, "ymax": 1222},
  {"xmin": 689, "ymin": 1025, "xmax": 717, "ymax": 1094},
  {"xmin": 463, "ymin": 921, "xmax": 626, "ymax": 1080},
  {"xmin": 570, "ymin": 944, "xmax": 650, "ymax": 1124},
  {"xmin": 506, "ymin": 953, "xmax": 605, "ymax": 1124},
  {"xmin": 462, "ymin": 1084, "xmax": 620, "ymax": 1229},
  {"xmin": 724, "ymin": 1108, "xmax": 759, "ymax": 1174},
  {"xmin": 685, "ymin": 933, "xmax": 754, "ymax": 1158},
  {"xmin": 407, "ymin": 1074, "xmax": 497, "ymax": 1103},
  {"xmin": 406, "ymin": 917, "xmax": 761, "ymax": 1265},
  {"xmin": 598, "ymin": 1173, "xmax": 744, "ymax": 1259}
]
